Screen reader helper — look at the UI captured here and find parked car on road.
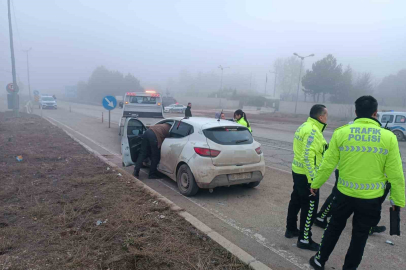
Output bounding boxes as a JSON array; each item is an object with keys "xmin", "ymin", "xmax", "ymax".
[
  {"xmin": 39, "ymin": 96, "xmax": 57, "ymax": 109},
  {"xmin": 121, "ymin": 117, "xmax": 265, "ymax": 196},
  {"xmin": 377, "ymin": 111, "xmax": 406, "ymax": 140},
  {"xmin": 164, "ymin": 104, "xmax": 187, "ymax": 113}
]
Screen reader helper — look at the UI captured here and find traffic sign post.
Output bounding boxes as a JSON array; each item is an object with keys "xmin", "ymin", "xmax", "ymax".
[{"xmin": 102, "ymin": 96, "xmax": 117, "ymax": 128}]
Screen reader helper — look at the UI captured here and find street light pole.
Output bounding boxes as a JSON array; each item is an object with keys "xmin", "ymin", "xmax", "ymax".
[
  {"xmin": 218, "ymin": 65, "xmax": 230, "ymax": 92},
  {"xmin": 23, "ymin": 48, "xmax": 32, "ymax": 101},
  {"xmin": 7, "ymin": 0, "xmax": 19, "ymax": 116},
  {"xmin": 293, "ymin": 53, "xmax": 314, "ymax": 114},
  {"xmin": 269, "ymin": 70, "xmax": 277, "ymax": 97}
]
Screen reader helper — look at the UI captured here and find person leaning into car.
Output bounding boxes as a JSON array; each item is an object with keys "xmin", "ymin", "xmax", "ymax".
[{"xmin": 133, "ymin": 123, "xmax": 171, "ymax": 179}]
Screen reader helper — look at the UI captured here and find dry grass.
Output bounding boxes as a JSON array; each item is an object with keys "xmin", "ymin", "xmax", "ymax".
[{"xmin": 0, "ymin": 112, "xmax": 250, "ymax": 270}]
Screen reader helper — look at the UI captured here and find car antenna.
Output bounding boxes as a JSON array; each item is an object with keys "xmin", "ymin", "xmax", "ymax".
[
  {"xmin": 177, "ymin": 117, "xmax": 187, "ymax": 130},
  {"xmin": 217, "ymin": 109, "xmax": 223, "ymax": 122}
]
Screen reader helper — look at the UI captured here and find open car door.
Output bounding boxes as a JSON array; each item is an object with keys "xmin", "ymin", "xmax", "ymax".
[{"xmin": 121, "ymin": 118, "xmax": 147, "ymax": 167}]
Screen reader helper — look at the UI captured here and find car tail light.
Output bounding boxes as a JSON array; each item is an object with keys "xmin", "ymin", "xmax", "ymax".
[
  {"xmin": 194, "ymin": 147, "xmax": 220, "ymax": 157},
  {"xmin": 255, "ymin": 147, "xmax": 262, "ymax": 155},
  {"xmin": 157, "ymin": 102, "xmax": 161, "ymax": 106}
]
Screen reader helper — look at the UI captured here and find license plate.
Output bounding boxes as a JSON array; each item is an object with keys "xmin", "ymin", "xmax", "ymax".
[{"xmin": 228, "ymin": 173, "xmax": 252, "ymax": 181}]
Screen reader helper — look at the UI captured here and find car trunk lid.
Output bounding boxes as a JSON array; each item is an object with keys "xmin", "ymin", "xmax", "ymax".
[{"xmin": 203, "ymin": 126, "xmax": 261, "ymax": 166}]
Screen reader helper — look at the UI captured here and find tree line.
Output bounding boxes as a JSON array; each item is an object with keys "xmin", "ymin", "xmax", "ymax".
[
  {"xmin": 274, "ymin": 54, "xmax": 376, "ymax": 104},
  {"xmin": 76, "ymin": 66, "xmax": 143, "ymax": 102}
]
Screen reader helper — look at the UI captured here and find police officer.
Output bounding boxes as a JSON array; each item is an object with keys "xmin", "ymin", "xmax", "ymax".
[
  {"xmin": 285, "ymin": 104, "xmax": 328, "ymax": 251},
  {"xmin": 234, "ymin": 109, "xmax": 252, "ymax": 132},
  {"xmin": 309, "ymin": 96, "xmax": 405, "ymax": 270}
]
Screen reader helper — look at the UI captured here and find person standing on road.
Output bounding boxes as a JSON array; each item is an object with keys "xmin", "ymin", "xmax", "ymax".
[
  {"xmin": 133, "ymin": 123, "xmax": 172, "ymax": 179},
  {"xmin": 234, "ymin": 109, "xmax": 252, "ymax": 132},
  {"xmin": 285, "ymin": 104, "xmax": 328, "ymax": 251},
  {"xmin": 309, "ymin": 96, "xmax": 405, "ymax": 270},
  {"xmin": 185, "ymin": 103, "xmax": 192, "ymax": 118}
]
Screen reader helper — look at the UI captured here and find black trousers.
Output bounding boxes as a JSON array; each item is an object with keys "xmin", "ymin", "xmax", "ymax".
[
  {"xmin": 134, "ymin": 129, "xmax": 160, "ymax": 177},
  {"xmin": 315, "ymin": 190, "xmax": 381, "ymax": 270},
  {"xmin": 286, "ymin": 172, "xmax": 320, "ymax": 241},
  {"xmin": 317, "ymin": 169, "xmax": 339, "ymax": 220}
]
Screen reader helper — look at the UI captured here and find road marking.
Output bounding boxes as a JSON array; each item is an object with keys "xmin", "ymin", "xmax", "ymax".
[
  {"xmin": 155, "ymin": 179, "xmax": 309, "ymax": 270},
  {"xmin": 266, "ymin": 165, "xmax": 334, "ymax": 187},
  {"xmin": 46, "ymin": 116, "xmax": 120, "ymax": 156}
]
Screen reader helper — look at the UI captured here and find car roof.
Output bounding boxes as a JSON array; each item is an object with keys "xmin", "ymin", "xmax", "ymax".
[
  {"xmin": 378, "ymin": 111, "xmax": 406, "ymax": 115},
  {"xmin": 163, "ymin": 117, "xmax": 242, "ymax": 129}
]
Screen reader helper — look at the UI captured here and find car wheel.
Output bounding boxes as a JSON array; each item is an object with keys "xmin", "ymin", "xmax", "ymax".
[
  {"xmin": 177, "ymin": 164, "xmax": 199, "ymax": 196},
  {"xmin": 244, "ymin": 181, "xmax": 261, "ymax": 188},
  {"xmin": 393, "ymin": 130, "xmax": 405, "ymax": 141}
]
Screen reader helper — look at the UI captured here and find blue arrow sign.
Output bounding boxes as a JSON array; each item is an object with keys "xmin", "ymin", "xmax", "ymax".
[{"xmin": 102, "ymin": 95, "xmax": 117, "ymax": 111}]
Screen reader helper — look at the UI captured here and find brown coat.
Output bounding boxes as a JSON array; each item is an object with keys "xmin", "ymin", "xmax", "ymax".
[{"xmin": 149, "ymin": 124, "xmax": 171, "ymax": 148}]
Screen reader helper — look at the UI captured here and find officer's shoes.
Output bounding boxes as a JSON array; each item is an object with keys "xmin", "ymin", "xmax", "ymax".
[
  {"xmin": 369, "ymin": 225, "xmax": 386, "ymax": 235},
  {"xmin": 309, "ymin": 256, "xmax": 324, "ymax": 270},
  {"xmin": 297, "ymin": 239, "xmax": 320, "ymax": 251},
  {"xmin": 285, "ymin": 229, "xmax": 300, "ymax": 239},
  {"xmin": 133, "ymin": 170, "xmax": 140, "ymax": 178},
  {"xmin": 148, "ymin": 174, "xmax": 161, "ymax": 179},
  {"xmin": 314, "ymin": 217, "xmax": 328, "ymax": 229}
]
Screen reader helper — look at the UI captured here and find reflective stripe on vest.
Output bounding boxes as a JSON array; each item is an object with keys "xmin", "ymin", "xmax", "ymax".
[
  {"xmin": 339, "ymin": 146, "xmax": 389, "ymax": 155},
  {"xmin": 338, "ymin": 177, "xmax": 386, "ymax": 190}
]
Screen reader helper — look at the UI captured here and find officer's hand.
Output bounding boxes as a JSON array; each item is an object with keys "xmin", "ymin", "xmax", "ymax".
[{"xmin": 310, "ymin": 188, "xmax": 318, "ymax": 196}]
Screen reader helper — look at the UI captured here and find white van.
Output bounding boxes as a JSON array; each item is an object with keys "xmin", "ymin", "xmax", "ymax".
[{"xmin": 377, "ymin": 111, "xmax": 406, "ymax": 141}]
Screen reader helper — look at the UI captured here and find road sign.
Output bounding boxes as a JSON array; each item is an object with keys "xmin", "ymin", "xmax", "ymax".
[
  {"xmin": 102, "ymin": 96, "xmax": 117, "ymax": 111},
  {"xmin": 33, "ymin": 90, "xmax": 39, "ymax": 95},
  {"xmin": 6, "ymin": 83, "xmax": 18, "ymax": 94},
  {"xmin": 102, "ymin": 96, "xmax": 117, "ymax": 129}
]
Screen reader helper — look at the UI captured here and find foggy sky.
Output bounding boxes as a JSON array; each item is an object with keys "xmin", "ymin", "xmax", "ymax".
[{"xmin": 1, "ymin": 0, "xmax": 405, "ymax": 95}]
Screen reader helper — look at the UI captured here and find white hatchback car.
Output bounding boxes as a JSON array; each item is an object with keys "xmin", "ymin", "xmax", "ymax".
[{"xmin": 121, "ymin": 117, "xmax": 265, "ymax": 196}]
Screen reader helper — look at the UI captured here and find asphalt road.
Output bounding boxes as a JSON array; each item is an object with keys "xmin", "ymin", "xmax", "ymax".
[{"xmin": 8, "ymin": 100, "xmax": 406, "ymax": 270}]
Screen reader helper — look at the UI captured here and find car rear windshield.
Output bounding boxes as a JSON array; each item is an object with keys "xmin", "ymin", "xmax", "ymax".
[
  {"xmin": 203, "ymin": 126, "xmax": 253, "ymax": 145},
  {"xmin": 42, "ymin": 97, "xmax": 54, "ymax": 101},
  {"xmin": 128, "ymin": 96, "xmax": 157, "ymax": 104}
]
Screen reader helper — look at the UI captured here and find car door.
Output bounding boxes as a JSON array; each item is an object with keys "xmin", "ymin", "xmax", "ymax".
[
  {"xmin": 158, "ymin": 121, "xmax": 194, "ymax": 175},
  {"xmin": 121, "ymin": 117, "xmax": 147, "ymax": 167}
]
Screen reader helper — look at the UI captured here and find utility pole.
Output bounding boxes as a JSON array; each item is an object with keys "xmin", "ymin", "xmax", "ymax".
[
  {"xmin": 8, "ymin": 0, "xmax": 19, "ymax": 116},
  {"xmin": 218, "ymin": 65, "xmax": 230, "ymax": 92},
  {"xmin": 269, "ymin": 70, "xmax": 277, "ymax": 97},
  {"xmin": 23, "ymin": 48, "xmax": 32, "ymax": 101},
  {"xmin": 249, "ymin": 73, "xmax": 252, "ymax": 92},
  {"xmin": 293, "ymin": 53, "xmax": 314, "ymax": 114},
  {"xmin": 264, "ymin": 73, "xmax": 268, "ymax": 95}
]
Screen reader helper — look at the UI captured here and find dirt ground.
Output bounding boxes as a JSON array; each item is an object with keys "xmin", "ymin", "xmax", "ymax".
[{"xmin": 0, "ymin": 112, "xmax": 250, "ymax": 270}]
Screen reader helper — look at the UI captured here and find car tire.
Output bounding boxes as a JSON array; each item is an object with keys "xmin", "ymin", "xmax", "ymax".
[
  {"xmin": 244, "ymin": 181, "xmax": 261, "ymax": 188},
  {"xmin": 393, "ymin": 130, "xmax": 405, "ymax": 141},
  {"xmin": 177, "ymin": 164, "xmax": 199, "ymax": 197}
]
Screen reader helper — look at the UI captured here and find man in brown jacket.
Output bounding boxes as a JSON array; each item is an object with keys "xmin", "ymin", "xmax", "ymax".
[{"xmin": 133, "ymin": 123, "xmax": 172, "ymax": 179}]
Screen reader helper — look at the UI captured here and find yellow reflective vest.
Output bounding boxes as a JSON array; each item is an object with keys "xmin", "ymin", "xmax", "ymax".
[
  {"xmin": 292, "ymin": 117, "xmax": 328, "ymax": 182},
  {"xmin": 236, "ymin": 118, "xmax": 252, "ymax": 132},
  {"xmin": 312, "ymin": 118, "xmax": 405, "ymax": 207}
]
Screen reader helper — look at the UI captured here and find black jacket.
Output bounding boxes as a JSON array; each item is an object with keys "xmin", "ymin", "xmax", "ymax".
[{"xmin": 185, "ymin": 106, "xmax": 192, "ymax": 118}]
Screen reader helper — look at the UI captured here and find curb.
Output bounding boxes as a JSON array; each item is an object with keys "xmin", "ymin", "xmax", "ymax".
[{"xmin": 44, "ymin": 116, "xmax": 272, "ymax": 270}]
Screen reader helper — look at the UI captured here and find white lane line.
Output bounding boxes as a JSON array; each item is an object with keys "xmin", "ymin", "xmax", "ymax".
[
  {"xmin": 266, "ymin": 165, "xmax": 334, "ymax": 187},
  {"xmin": 47, "ymin": 116, "xmax": 120, "ymax": 156},
  {"xmin": 155, "ymin": 179, "xmax": 309, "ymax": 270}
]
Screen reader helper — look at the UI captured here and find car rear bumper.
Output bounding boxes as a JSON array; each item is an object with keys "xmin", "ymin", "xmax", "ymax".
[{"xmin": 189, "ymin": 155, "xmax": 266, "ymax": 189}]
